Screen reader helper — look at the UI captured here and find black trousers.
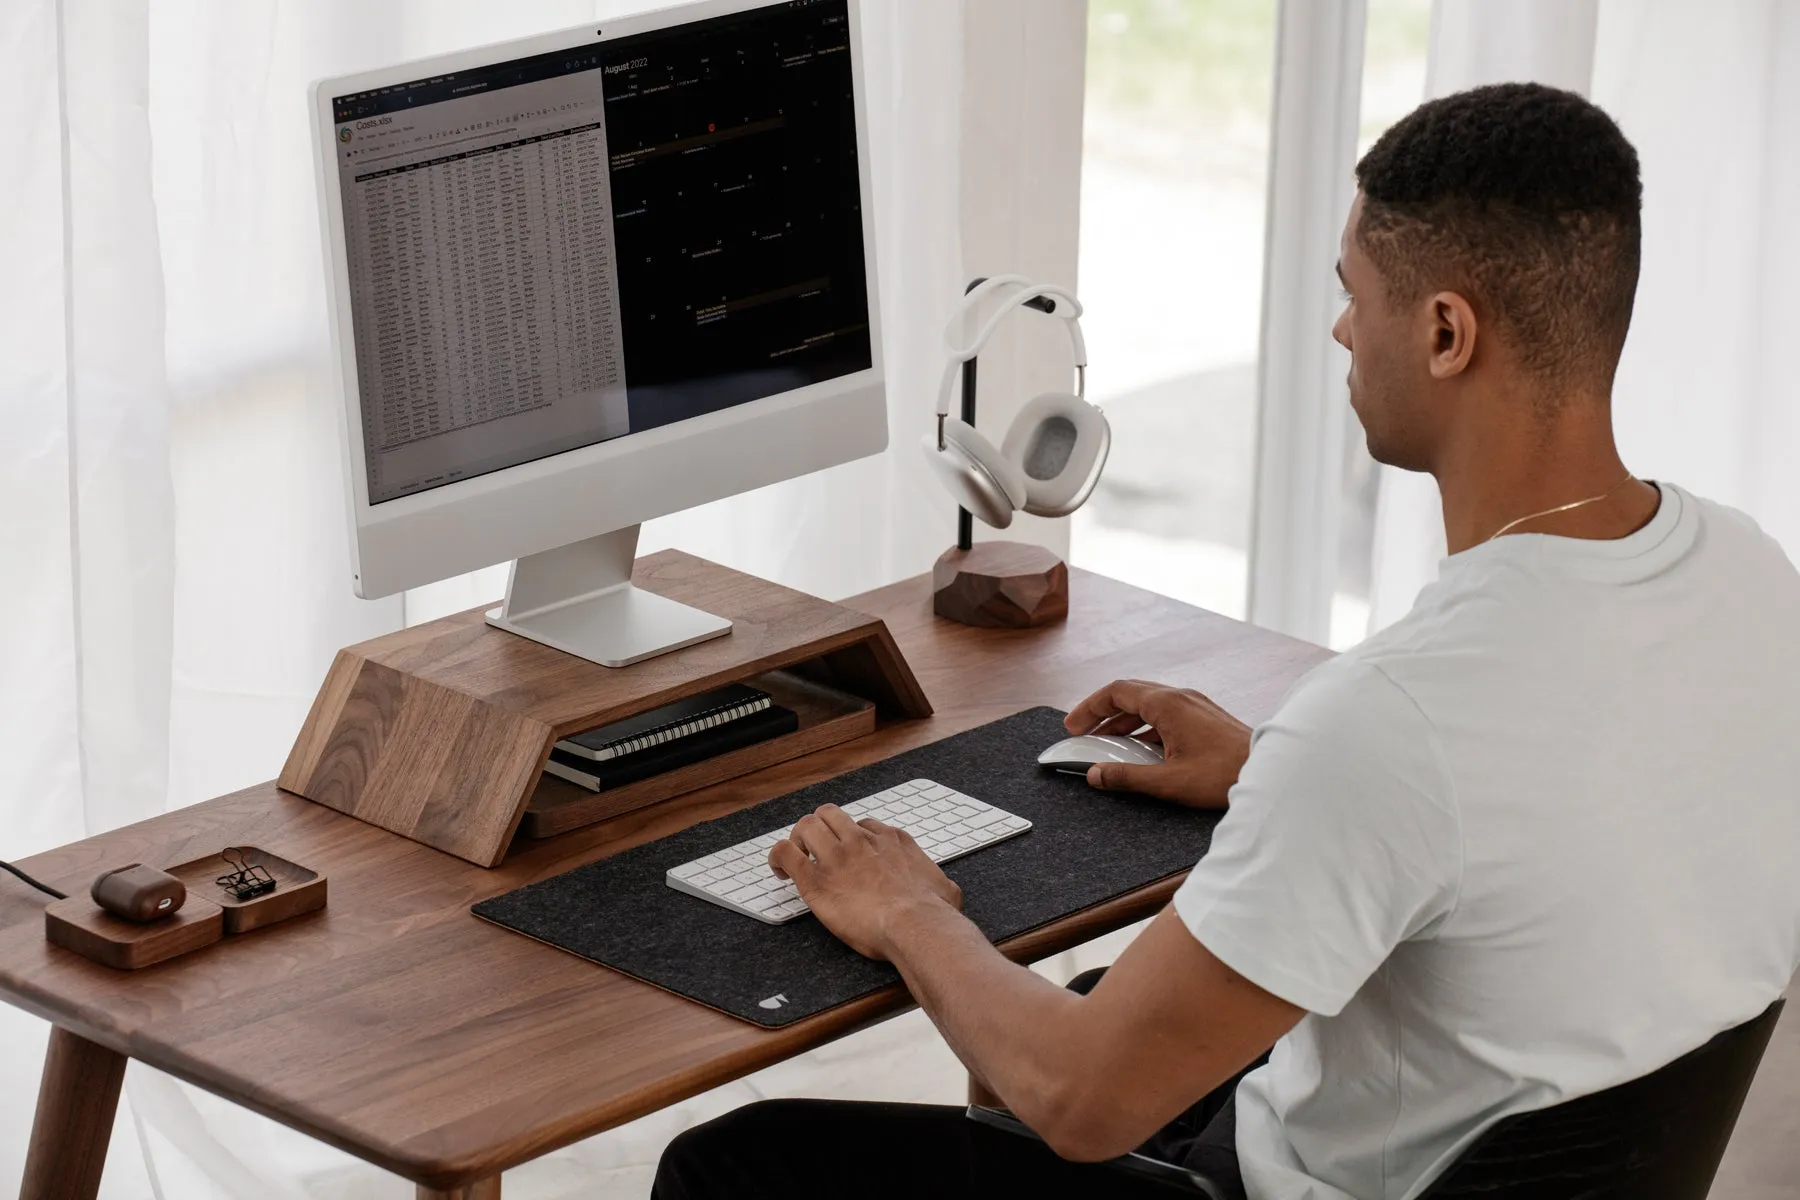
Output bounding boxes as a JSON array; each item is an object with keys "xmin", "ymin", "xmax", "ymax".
[{"xmin": 653, "ymin": 969, "xmax": 1267, "ymax": 1200}]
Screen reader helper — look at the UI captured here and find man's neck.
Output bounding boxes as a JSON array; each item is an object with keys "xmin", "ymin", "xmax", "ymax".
[{"xmin": 1433, "ymin": 395, "xmax": 1658, "ymax": 554}]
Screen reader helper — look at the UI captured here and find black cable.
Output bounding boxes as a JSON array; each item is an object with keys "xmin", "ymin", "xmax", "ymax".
[{"xmin": 0, "ymin": 860, "xmax": 67, "ymax": 901}]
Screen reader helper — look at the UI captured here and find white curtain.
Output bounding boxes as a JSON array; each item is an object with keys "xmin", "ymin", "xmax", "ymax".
[
  {"xmin": 1595, "ymin": 1, "xmax": 1800, "ymax": 556},
  {"xmin": 1366, "ymin": 0, "xmax": 1800, "ymax": 635},
  {"xmin": 0, "ymin": 0, "xmax": 966, "ymax": 1194},
  {"xmin": 1363, "ymin": 0, "xmax": 1599, "ymax": 633}
]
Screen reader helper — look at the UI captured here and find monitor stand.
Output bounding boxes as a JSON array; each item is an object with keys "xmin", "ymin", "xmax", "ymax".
[{"xmin": 485, "ymin": 526, "xmax": 732, "ymax": 668}]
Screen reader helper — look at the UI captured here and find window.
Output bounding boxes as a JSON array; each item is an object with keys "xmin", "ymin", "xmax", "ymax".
[
  {"xmin": 1074, "ymin": 0, "xmax": 1430, "ymax": 647},
  {"xmin": 1072, "ymin": 0, "xmax": 1279, "ymax": 619}
]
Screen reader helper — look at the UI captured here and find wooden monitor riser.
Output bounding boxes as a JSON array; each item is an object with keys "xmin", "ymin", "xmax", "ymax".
[{"xmin": 278, "ymin": 552, "xmax": 932, "ymax": 866}]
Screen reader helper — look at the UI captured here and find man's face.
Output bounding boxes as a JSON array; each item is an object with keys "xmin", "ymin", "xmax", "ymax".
[{"xmin": 1332, "ymin": 194, "xmax": 1438, "ymax": 471}]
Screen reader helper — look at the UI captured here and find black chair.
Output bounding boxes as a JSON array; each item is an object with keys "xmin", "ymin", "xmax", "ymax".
[
  {"xmin": 1039, "ymin": 968, "xmax": 1785, "ymax": 1199},
  {"xmin": 1417, "ymin": 998, "xmax": 1783, "ymax": 1199}
]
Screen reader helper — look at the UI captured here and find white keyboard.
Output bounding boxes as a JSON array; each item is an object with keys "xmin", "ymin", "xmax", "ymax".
[{"xmin": 665, "ymin": 779, "xmax": 1032, "ymax": 924}]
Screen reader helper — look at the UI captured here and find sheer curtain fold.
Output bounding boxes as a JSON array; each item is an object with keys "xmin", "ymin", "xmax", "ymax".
[
  {"xmin": 1595, "ymin": 0, "xmax": 1800, "ymax": 557},
  {"xmin": 1366, "ymin": 0, "xmax": 1800, "ymax": 639},
  {"xmin": 2, "ymin": 1, "xmax": 969, "ymax": 1195},
  {"xmin": 0, "ymin": 0, "xmax": 175, "ymax": 854},
  {"xmin": 0, "ymin": 0, "xmax": 86, "ymax": 860},
  {"xmin": 1, "ymin": 2, "xmax": 170, "ymax": 1195},
  {"xmin": 1364, "ymin": 0, "xmax": 1597, "ymax": 635}
]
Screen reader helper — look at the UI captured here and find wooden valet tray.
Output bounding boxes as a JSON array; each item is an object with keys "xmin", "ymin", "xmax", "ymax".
[
  {"xmin": 45, "ymin": 896, "xmax": 224, "ymax": 970},
  {"xmin": 167, "ymin": 847, "xmax": 328, "ymax": 935},
  {"xmin": 44, "ymin": 847, "xmax": 326, "ymax": 970}
]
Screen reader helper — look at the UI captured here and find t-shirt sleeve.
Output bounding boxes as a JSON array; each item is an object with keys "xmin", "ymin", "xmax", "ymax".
[{"xmin": 1174, "ymin": 656, "xmax": 1460, "ymax": 1016}]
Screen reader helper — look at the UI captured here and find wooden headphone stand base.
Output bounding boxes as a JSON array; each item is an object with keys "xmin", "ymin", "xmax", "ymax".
[{"xmin": 932, "ymin": 541, "xmax": 1069, "ymax": 628}]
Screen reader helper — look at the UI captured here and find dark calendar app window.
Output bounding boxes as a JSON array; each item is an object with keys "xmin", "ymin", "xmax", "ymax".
[{"xmin": 599, "ymin": 1, "xmax": 871, "ymax": 431}]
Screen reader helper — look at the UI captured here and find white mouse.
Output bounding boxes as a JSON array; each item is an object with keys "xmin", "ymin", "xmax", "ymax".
[{"xmin": 1038, "ymin": 733, "xmax": 1164, "ymax": 775}]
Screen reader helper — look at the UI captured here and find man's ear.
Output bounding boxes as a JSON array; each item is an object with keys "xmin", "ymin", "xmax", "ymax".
[{"xmin": 1428, "ymin": 291, "xmax": 1477, "ymax": 379}]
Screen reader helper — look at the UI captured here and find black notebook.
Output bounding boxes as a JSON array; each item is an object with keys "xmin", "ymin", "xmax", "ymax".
[
  {"xmin": 555, "ymin": 683, "xmax": 772, "ymax": 762},
  {"xmin": 544, "ymin": 704, "xmax": 799, "ymax": 791}
]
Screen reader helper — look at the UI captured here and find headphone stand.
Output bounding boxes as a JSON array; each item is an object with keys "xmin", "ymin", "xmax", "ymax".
[
  {"xmin": 932, "ymin": 280, "xmax": 1071, "ymax": 629},
  {"xmin": 932, "ymin": 540, "xmax": 1069, "ymax": 628}
]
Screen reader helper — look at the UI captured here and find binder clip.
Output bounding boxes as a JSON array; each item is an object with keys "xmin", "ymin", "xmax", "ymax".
[{"xmin": 215, "ymin": 847, "xmax": 278, "ymax": 901}]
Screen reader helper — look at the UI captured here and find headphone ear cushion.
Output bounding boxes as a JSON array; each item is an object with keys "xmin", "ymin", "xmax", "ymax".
[
  {"xmin": 920, "ymin": 419, "xmax": 1028, "ymax": 529},
  {"xmin": 1000, "ymin": 393, "xmax": 1111, "ymax": 517}
]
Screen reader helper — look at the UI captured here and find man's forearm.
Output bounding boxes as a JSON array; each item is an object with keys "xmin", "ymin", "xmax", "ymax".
[{"xmin": 880, "ymin": 898, "xmax": 1102, "ymax": 1150}]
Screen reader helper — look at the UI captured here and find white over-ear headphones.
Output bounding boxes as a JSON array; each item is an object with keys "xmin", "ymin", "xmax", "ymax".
[{"xmin": 920, "ymin": 275, "xmax": 1109, "ymax": 530}]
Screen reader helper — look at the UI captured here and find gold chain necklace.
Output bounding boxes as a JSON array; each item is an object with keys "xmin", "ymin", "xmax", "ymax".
[{"xmin": 1482, "ymin": 473, "xmax": 1636, "ymax": 545}]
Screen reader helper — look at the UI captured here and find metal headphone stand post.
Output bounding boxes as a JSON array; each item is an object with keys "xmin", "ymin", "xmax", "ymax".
[{"xmin": 931, "ymin": 279, "xmax": 1072, "ymax": 627}]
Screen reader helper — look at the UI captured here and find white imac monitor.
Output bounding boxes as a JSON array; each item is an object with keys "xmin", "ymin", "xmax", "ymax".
[{"xmin": 311, "ymin": 0, "xmax": 884, "ymax": 666}]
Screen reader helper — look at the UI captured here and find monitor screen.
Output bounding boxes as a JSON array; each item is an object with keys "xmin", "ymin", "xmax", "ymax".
[{"xmin": 330, "ymin": 1, "xmax": 870, "ymax": 505}]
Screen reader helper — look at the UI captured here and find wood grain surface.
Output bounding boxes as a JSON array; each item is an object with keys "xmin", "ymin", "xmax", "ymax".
[
  {"xmin": 278, "ymin": 552, "xmax": 931, "ymax": 866},
  {"xmin": 932, "ymin": 541, "xmax": 1071, "ymax": 628},
  {"xmin": 0, "ymin": 568, "xmax": 1329, "ymax": 1191},
  {"xmin": 43, "ymin": 896, "xmax": 224, "ymax": 971},
  {"xmin": 418, "ymin": 1180, "xmax": 499, "ymax": 1200}
]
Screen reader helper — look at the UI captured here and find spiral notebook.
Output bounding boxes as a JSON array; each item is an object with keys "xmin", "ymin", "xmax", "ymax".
[
  {"xmin": 544, "ymin": 704, "xmax": 798, "ymax": 792},
  {"xmin": 554, "ymin": 683, "xmax": 772, "ymax": 763}
]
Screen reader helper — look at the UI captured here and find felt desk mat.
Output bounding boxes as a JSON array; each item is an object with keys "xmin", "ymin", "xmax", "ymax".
[{"xmin": 473, "ymin": 707, "xmax": 1219, "ymax": 1027}]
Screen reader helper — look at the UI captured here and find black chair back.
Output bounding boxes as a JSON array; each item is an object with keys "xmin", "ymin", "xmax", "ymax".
[{"xmin": 1421, "ymin": 999, "xmax": 1785, "ymax": 1199}]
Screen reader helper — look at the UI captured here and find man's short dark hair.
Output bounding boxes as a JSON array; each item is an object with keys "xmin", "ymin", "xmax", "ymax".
[{"xmin": 1354, "ymin": 82, "xmax": 1642, "ymax": 387}]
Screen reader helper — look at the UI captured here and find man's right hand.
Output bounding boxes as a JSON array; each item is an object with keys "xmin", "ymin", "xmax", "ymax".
[{"xmin": 1064, "ymin": 680, "xmax": 1252, "ymax": 808}]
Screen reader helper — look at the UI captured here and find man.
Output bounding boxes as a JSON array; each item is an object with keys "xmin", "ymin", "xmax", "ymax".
[{"xmin": 654, "ymin": 83, "xmax": 1800, "ymax": 1199}]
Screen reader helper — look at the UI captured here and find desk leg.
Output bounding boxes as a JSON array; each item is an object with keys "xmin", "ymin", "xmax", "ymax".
[
  {"xmin": 418, "ymin": 1180, "xmax": 499, "ymax": 1200},
  {"xmin": 20, "ymin": 1027, "xmax": 127, "ymax": 1200}
]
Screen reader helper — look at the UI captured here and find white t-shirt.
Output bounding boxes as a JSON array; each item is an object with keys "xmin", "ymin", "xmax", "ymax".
[{"xmin": 1174, "ymin": 483, "xmax": 1800, "ymax": 1200}]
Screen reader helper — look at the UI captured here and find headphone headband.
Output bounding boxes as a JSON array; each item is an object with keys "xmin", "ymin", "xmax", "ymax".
[{"xmin": 935, "ymin": 277, "xmax": 1088, "ymax": 419}]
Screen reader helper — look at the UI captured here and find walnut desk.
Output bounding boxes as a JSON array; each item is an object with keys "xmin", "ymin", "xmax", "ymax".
[{"xmin": 0, "ymin": 568, "xmax": 1329, "ymax": 1199}]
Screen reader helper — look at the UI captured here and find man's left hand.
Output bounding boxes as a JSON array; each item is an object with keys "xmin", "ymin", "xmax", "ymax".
[{"xmin": 769, "ymin": 805, "xmax": 963, "ymax": 959}]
